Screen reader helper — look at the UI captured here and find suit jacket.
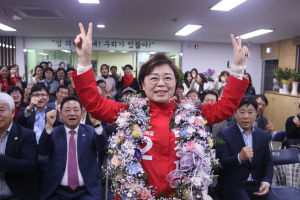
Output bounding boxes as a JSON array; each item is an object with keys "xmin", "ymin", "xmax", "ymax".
[
  {"xmin": 38, "ymin": 124, "xmax": 108, "ymax": 200},
  {"xmin": 47, "ymin": 101, "xmax": 56, "ymax": 110},
  {"xmin": 0, "ymin": 123, "xmax": 39, "ymax": 200},
  {"xmin": 216, "ymin": 123, "xmax": 273, "ymax": 199},
  {"xmin": 205, "ymin": 120, "xmax": 227, "ymax": 138},
  {"xmin": 15, "ymin": 106, "xmax": 62, "ymax": 131}
]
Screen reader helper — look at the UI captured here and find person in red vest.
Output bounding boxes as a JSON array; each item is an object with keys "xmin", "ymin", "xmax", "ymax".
[{"xmin": 71, "ymin": 23, "xmax": 250, "ymax": 198}]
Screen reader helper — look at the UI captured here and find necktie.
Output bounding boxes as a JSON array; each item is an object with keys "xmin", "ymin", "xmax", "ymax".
[{"xmin": 68, "ymin": 130, "xmax": 79, "ymax": 190}]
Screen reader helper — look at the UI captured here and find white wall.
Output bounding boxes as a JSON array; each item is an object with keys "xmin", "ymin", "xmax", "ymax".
[
  {"xmin": 182, "ymin": 41, "xmax": 262, "ymax": 94},
  {"xmin": 15, "ymin": 37, "xmax": 25, "ymax": 75}
]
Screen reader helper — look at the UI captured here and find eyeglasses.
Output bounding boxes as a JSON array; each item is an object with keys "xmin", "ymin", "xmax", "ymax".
[
  {"xmin": 145, "ymin": 75, "xmax": 175, "ymax": 85},
  {"xmin": 31, "ymin": 93, "xmax": 48, "ymax": 97},
  {"xmin": 257, "ymin": 103, "xmax": 266, "ymax": 108}
]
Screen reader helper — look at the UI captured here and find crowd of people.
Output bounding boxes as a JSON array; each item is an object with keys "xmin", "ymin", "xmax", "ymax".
[{"xmin": 0, "ymin": 26, "xmax": 298, "ymax": 200}]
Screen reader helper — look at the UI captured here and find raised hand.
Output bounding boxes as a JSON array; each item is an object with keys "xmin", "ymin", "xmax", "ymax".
[
  {"xmin": 239, "ymin": 146, "xmax": 253, "ymax": 162},
  {"xmin": 231, "ymin": 34, "xmax": 250, "ymax": 66},
  {"xmin": 105, "ymin": 89, "xmax": 111, "ymax": 99},
  {"xmin": 15, "ymin": 79, "xmax": 22, "ymax": 89},
  {"xmin": 45, "ymin": 110, "xmax": 57, "ymax": 131},
  {"xmin": 74, "ymin": 23, "xmax": 93, "ymax": 67},
  {"xmin": 293, "ymin": 115, "xmax": 300, "ymax": 127},
  {"xmin": 266, "ymin": 122, "xmax": 273, "ymax": 133},
  {"xmin": 22, "ymin": 73, "xmax": 26, "ymax": 80},
  {"xmin": 60, "ymin": 79, "xmax": 64, "ymax": 85},
  {"xmin": 30, "ymin": 69, "xmax": 33, "ymax": 75}
]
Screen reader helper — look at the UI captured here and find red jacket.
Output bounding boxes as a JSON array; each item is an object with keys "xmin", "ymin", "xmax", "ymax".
[{"xmin": 72, "ymin": 68, "xmax": 249, "ymax": 196}]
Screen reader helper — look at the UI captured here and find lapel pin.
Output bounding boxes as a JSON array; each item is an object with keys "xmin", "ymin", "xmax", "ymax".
[
  {"xmin": 15, "ymin": 137, "xmax": 18, "ymax": 140},
  {"xmin": 82, "ymin": 134, "xmax": 85, "ymax": 137}
]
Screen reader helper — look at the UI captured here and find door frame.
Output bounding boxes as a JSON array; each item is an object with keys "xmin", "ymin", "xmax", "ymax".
[{"xmin": 261, "ymin": 57, "xmax": 279, "ymax": 94}]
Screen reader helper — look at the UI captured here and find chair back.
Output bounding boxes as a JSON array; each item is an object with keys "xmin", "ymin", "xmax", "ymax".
[
  {"xmin": 271, "ymin": 131, "xmax": 285, "ymax": 142},
  {"xmin": 270, "ymin": 148, "xmax": 300, "ymax": 165}
]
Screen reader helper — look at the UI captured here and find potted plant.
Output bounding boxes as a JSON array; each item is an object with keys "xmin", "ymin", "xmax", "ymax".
[
  {"xmin": 268, "ymin": 67, "xmax": 282, "ymax": 92},
  {"xmin": 203, "ymin": 68, "xmax": 215, "ymax": 88},
  {"xmin": 280, "ymin": 68, "xmax": 294, "ymax": 94},
  {"xmin": 291, "ymin": 70, "xmax": 300, "ymax": 95}
]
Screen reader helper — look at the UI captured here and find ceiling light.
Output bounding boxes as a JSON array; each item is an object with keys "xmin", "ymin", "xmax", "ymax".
[
  {"xmin": 6, "ymin": 45, "xmax": 8, "ymax": 47},
  {"xmin": 0, "ymin": 23, "xmax": 17, "ymax": 31},
  {"xmin": 175, "ymin": 25, "xmax": 202, "ymax": 36},
  {"xmin": 97, "ymin": 25, "xmax": 105, "ymax": 28},
  {"xmin": 149, "ymin": 52, "xmax": 156, "ymax": 54},
  {"xmin": 2, "ymin": 44, "xmax": 5, "ymax": 47},
  {"xmin": 180, "ymin": 53, "xmax": 183, "ymax": 56},
  {"xmin": 23, "ymin": 49, "xmax": 27, "ymax": 52},
  {"xmin": 170, "ymin": 56, "xmax": 176, "ymax": 58},
  {"xmin": 9, "ymin": 46, "xmax": 12, "ymax": 48},
  {"xmin": 211, "ymin": 0, "xmax": 246, "ymax": 11},
  {"xmin": 121, "ymin": 51, "xmax": 127, "ymax": 53},
  {"xmin": 38, "ymin": 53, "xmax": 48, "ymax": 55},
  {"xmin": 13, "ymin": 46, "xmax": 15, "ymax": 48},
  {"xmin": 236, "ymin": 29, "xmax": 273, "ymax": 39},
  {"xmin": 61, "ymin": 50, "xmax": 71, "ymax": 53},
  {"xmin": 109, "ymin": 50, "xmax": 115, "ymax": 52},
  {"xmin": 78, "ymin": 0, "xmax": 99, "ymax": 4}
]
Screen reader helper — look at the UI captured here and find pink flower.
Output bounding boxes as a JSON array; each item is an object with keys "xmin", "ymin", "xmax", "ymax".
[
  {"xmin": 115, "ymin": 132, "xmax": 124, "ymax": 143},
  {"xmin": 198, "ymin": 129, "xmax": 207, "ymax": 137},
  {"xmin": 111, "ymin": 154, "xmax": 121, "ymax": 166},
  {"xmin": 139, "ymin": 188, "xmax": 152, "ymax": 200},
  {"xmin": 186, "ymin": 141, "xmax": 196, "ymax": 151},
  {"xmin": 179, "ymin": 112, "xmax": 185, "ymax": 118},
  {"xmin": 120, "ymin": 112, "xmax": 131, "ymax": 118},
  {"xmin": 194, "ymin": 117, "xmax": 203, "ymax": 126}
]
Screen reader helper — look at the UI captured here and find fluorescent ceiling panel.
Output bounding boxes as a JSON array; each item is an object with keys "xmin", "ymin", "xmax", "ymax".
[
  {"xmin": 175, "ymin": 25, "xmax": 202, "ymax": 36},
  {"xmin": 78, "ymin": 0, "xmax": 99, "ymax": 4},
  {"xmin": 0, "ymin": 23, "xmax": 16, "ymax": 31},
  {"xmin": 211, "ymin": 0, "xmax": 246, "ymax": 11},
  {"xmin": 236, "ymin": 29, "xmax": 273, "ymax": 39}
]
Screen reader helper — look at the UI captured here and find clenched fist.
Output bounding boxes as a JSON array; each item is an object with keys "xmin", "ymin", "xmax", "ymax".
[
  {"xmin": 239, "ymin": 146, "xmax": 253, "ymax": 162},
  {"xmin": 45, "ymin": 110, "xmax": 57, "ymax": 131}
]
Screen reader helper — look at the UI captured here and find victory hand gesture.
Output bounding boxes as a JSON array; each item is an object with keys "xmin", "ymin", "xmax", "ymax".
[
  {"xmin": 74, "ymin": 23, "xmax": 93, "ymax": 67},
  {"xmin": 231, "ymin": 34, "xmax": 250, "ymax": 66}
]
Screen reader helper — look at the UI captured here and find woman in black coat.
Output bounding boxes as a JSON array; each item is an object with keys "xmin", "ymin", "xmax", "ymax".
[{"xmin": 116, "ymin": 64, "xmax": 140, "ymax": 93}]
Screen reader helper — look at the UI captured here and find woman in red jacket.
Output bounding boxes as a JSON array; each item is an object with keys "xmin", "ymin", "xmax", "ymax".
[{"xmin": 72, "ymin": 23, "xmax": 250, "ymax": 197}]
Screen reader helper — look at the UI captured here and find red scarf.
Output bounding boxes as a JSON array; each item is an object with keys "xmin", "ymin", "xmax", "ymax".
[{"xmin": 123, "ymin": 74, "xmax": 134, "ymax": 89}]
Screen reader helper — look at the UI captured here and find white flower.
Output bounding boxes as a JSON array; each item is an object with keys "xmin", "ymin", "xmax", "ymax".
[
  {"xmin": 116, "ymin": 117, "xmax": 128, "ymax": 128},
  {"xmin": 183, "ymin": 102, "xmax": 194, "ymax": 110},
  {"xmin": 128, "ymin": 148, "xmax": 135, "ymax": 155},
  {"xmin": 191, "ymin": 176, "xmax": 202, "ymax": 186},
  {"xmin": 186, "ymin": 126, "xmax": 195, "ymax": 135},
  {"xmin": 127, "ymin": 192, "xmax": 132, "ymax": 197},
  {"xmin": 175, "ymin": 115, "xmax": 182, "ymax": 124},
  {"xmin": 188, "ymin": 116, "xmax": 196, "ymax": 124}
]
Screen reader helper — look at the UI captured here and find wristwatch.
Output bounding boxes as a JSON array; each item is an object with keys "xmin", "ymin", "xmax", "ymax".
[
  {"xmin": 93, "ymin": 123, "xmax": 101, "ymax": 128},
  {"xmin": 26, "ymin": 106, "xmax": 33, "ymax": 113}
]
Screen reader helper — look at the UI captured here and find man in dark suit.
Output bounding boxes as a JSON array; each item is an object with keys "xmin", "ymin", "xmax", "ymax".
[
  {"xmin": 47, "ymin": 85, "xmax": 69, "ymax": 111},
  {"xmin": 231, "ymin": 94, "xmax": 273, "ymax": 140},
  {"xmin": 38, "ymin": 95, "xmax": 107, "ymax": 200},
  {"xmin": 0, "ymin": 93, "xmax": 39, "ymax": 200},
  {"xmin": 216, "ymin": 95, "xmax": 278, "ymax": 200}
]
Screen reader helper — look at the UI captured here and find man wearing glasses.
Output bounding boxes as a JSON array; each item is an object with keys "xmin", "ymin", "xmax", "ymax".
[{"xmin": 16, "ymin": 83, "xmax": 61, "ymax": 143}]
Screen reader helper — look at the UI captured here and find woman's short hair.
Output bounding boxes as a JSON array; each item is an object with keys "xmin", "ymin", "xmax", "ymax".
[
  {"xmin": 219, "ymin": 71, "xmax": 229, "ymax": 82},
  {"xmin": 65, "ymin": 67, "xmax": 75, "ymax": 79},
  {"xmin": 138, "ymin": 54, "xmax": 179, "ymax": 97},
  {"xmin": 7, "ymin": 86, "xmax": 24, "ymax": 102},
  {"xmin": 56, "ymin": 68, "xmax": 66, "ymax": 77},
  {"xmin": 59, "ymin": 62, "xmax": 66, "ymax": 67},
  {"xmin": 44, "ymin": 67, "xmax": 54, "ymax": 77},
  {"xmin": 124, "ymin": 64, "xmax": 133, "ymax": 71},
  {"xmin": 100, "ymin": 64, "xmax": 109, "ymax": 72}
]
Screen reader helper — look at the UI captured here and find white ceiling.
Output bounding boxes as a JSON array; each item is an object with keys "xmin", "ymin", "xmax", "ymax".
[{"xmin": 0, "ymin": 0, "xmax": 299, "ymax": 44}]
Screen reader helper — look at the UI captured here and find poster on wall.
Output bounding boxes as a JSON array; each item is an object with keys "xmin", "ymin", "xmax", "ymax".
[{"xmin": 41, "ymin": 60, "xmax": 67, "ymax": 70}]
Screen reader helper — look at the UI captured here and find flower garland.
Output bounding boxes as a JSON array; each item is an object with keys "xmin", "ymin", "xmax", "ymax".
[{"xmin": 106, "ymin": 94, "xmax": 220, "ymax": 200}]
